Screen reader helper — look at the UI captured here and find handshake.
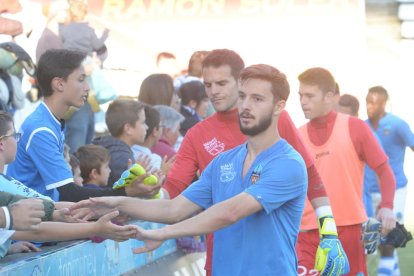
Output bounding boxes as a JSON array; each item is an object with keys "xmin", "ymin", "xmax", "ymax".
[{"xmin": 113, "ymin": 164, "xmax": 160, "ymax": 199}]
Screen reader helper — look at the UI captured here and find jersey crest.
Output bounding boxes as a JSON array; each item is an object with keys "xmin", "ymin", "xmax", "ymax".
[{"xmin": 250, "ymin": 164, "xmax": 263, "ymax": 185}]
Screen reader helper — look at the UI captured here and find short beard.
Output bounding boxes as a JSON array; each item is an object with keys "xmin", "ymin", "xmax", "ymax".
[{"xmin": 239, "ymin": 113, "xmax": 273, "ymax": 136}]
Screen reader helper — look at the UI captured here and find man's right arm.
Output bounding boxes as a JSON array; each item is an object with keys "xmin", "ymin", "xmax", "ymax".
[
  {"xmin": 71, "ymin": 195, "xmax": 202, "ymax": 225},
  {"xmin": 163, "ymin": 130, "xmax": 200, "ymax": 198}
]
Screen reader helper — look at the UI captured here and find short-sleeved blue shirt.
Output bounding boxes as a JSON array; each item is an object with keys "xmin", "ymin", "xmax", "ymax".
[
  {"xmin": 366, "ymin": 113, "xmax": 414, "ymax": 191},
  {"xmin": 183, "ymin": 139, "xmax": 307, "ymax": 275},
  {"xmin": 6, "ymin": 103, "xmax": 73, "ymax": 201}
]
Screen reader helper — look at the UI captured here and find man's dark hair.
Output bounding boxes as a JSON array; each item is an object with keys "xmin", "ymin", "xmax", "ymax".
[
  {"xmin": 368, "ymin": 85, "xmax": 389, "ymax": 100},
  {"xmin": 202, "ymin": 49, "xmax": 245, "ymax": 80},
  {"xmin": 239, "ymin": 64, "xmax": 290, "ymax": 102},
  {"xmin": 298, "ymin": 67, "xmax": 336, "ymax": 95},
  {"xmin": 36, "ymin": 49, "xmax": 86, "ymax": 97}
]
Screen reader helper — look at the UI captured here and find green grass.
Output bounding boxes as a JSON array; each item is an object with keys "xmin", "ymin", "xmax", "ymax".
[{"xmin": 367, "ymin": 237, "xmax": 414, "ymax": 275}]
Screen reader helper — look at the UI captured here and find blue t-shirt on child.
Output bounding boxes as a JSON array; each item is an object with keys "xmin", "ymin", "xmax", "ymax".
[{"xmin": 7, "ymin": 103, "xmax": 73, "ymax": 201}]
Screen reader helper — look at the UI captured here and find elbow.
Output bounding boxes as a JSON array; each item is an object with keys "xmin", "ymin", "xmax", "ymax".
[
  {"xmin": 220, "ymin": 206, "xmax": 241, "ymax": 225},
  {"xmin": 163, "ymin": 201, "xmax": 189, "ymax": 224},
  {"xmin": 168, "ymin": 205, "xmax": 191, "ymax": 224}
]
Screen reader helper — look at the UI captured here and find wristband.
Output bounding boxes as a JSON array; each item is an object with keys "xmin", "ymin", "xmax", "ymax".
[
  {"xmin": 1, "ymin": 206, "xmax": 12, "ymax": 230},
  {"xmin": 315, "ymin": 206, "xmax": 333, "ymax": 218},
  {"xmin": 316, "ymin": 206, "xmax": 337, "ymax": 237},
  {"xmin": 9, "ymin": 207, "xmax": 13, "ymax": 230}
]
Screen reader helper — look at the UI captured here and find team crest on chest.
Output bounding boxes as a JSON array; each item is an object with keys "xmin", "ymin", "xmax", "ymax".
[
  {"xmin": 220, "ymin": 163, "xmax": 236, "ymax": 182},
  {"xmin": 204, "ymin": 137, "xmax": 225, "ymax": 156},
  {"xmin": 250, "ymin": 164, "xmax": 263, "ymax": 185}
]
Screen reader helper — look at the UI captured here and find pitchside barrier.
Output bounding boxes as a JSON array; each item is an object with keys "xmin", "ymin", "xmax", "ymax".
[{"xmin": 0, "ymin": 220, "xmax": 206, "ymax": 276}]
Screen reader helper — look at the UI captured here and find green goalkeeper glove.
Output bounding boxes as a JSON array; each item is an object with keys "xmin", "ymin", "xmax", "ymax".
[{"xmin": 315, "ymin": 215, "xmax": 350, "ymax": 276}]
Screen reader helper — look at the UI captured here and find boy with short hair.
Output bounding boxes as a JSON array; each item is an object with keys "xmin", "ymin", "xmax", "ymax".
[
  {"xmin": 92, "ymin": 99, "xmax": 150, "ymax": 186},
  {"xmin": 75, "ymin": 144, "xmax": 111, "ymax": 189}
]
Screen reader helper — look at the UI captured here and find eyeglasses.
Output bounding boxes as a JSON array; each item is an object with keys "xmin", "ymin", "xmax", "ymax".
[{"xmin": 0, "ymin": 132, "xmax": 21, "ymax": 142}]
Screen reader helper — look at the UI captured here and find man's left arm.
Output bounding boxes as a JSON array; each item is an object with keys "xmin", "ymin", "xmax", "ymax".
[
  {"xmin": 162, "ymin": 192, "xmax": 261, "ymax": 238},
  {"xmin": 352, "ymin": 118, "xmax": 396, "ymax": 233}
]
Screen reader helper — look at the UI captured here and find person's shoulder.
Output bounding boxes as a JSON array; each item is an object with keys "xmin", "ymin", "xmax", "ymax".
[
  {"xmin": 93, "ymin": 135, "xmax": 128, "ymax": 150},
  {"xmin": 346, "ymin": 113, "xmax": 368, "ymax": 128},
  {"xmin": 274, "ymin": 139, "xmax": 304, "ymax": 160},
  {"xmin": 21, "ymin": 104, "xmax": 53, "ymax": 132},
  {"xmin": 385, "ymin": 113, "xmax": 408, "ymax": 125},
  {"xmin": 261, "ymin": 141, "xmax": 307, "ymax": 181}
]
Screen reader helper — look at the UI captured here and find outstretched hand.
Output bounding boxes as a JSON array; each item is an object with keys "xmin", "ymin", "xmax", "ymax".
[
  {"xmin": 8, "ymin": 241, "xmax": 41, "ymax": 255},
  {"xmin": 53, "ymin": 208, "xmax": 86, "ymax": 223},
  {"xmin": 95, "ymin": 210, "xmax": 137, "ymax": 242},
  {"xmin": 132, "ymin": 226, "xmax": 164, "ymax": 254},
  {"xmin": 69, "ymin": 197, "xmax": 121, "ymax": 221}
]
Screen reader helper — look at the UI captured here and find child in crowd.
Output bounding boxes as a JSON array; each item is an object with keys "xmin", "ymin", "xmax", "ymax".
[
  {"xmin": 75, "ymin": 145, "xmax": 110, "ymax": 189},
  {"xmin": 178, "ymin": 81, "xmax": 209, "ymax": 136},
  {"xmin": 92, "ymin": 99, "xmax": 156, "ymax": 189}
]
